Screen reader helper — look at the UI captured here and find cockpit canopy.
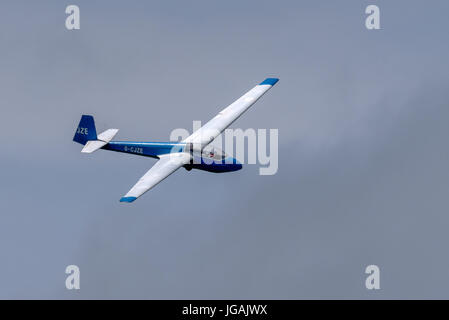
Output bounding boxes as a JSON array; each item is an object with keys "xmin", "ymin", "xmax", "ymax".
[
  {"xmin": 201, "ymin": 145, "xmax": 226, "ymax": 161},
  {"xmin": 184, "ymin": 143, "xmax": 228, "ymax": 161}
]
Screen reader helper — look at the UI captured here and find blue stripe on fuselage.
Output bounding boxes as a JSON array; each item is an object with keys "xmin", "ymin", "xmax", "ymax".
[
  {"xmin": 103, "ymin": 141, "xmax": 185, "ymax": 158},
  {"xmin": 102, "ymin": 142, "xmax": 243, "ymax": 173}
]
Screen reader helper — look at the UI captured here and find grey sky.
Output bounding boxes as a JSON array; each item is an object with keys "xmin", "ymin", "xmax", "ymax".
[{"xmin": 1, "ymin": 0, "xmax": 449, "ymax": 298}]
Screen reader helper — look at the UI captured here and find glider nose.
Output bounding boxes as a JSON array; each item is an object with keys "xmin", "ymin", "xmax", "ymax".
[{"xmin": 234, "ymin": 159, "xmax": 243, "ymax": 171}]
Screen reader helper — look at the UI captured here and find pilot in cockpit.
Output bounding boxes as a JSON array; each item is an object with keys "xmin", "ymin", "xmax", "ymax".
[{"xmin": 202, "ymin": 146, "xmax": 225, "ymax": 161}]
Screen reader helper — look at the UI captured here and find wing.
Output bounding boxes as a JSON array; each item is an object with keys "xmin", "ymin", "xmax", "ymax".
[
  {"xmin": 183, "ymin": 78, "xmax": 279, "ymax": 148},
  {"xmin": 120, "ymin": 153, "xmax": 191, "ymax": 203}
]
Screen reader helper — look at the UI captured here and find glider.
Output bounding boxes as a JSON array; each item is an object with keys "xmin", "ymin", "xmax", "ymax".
[{"xmin": 73, "ymin": 78, "xmax": 279, "ymax": 202}]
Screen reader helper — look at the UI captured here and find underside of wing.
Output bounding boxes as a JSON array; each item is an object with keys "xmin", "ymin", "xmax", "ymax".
[
  {"xmin": 120, "ymin": 153, "xmax": 191, "ymax": 203},
  {"xmin": 183, "ymin": 78, "xmax": 279, "ymax": 148}
]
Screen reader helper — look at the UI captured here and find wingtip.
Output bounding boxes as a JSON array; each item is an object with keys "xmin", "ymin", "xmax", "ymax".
[
  {"xmin": 120, "ymin": 196, "xmax": 137, "ymax": 203},
  {"xmin": 259, "ymin": 78, "xmax": 279, "ymax": 86}
]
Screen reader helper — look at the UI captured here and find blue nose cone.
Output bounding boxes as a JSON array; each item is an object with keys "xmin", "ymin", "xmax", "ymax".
[{"xmin": 233, "ymin": 158, "xmax": 243, "ymax": 171}]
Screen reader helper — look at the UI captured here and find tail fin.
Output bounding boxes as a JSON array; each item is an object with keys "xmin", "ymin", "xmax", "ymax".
[{"xmin": 73, "ymin": 115, "xmax": 97, "ymax": 145}]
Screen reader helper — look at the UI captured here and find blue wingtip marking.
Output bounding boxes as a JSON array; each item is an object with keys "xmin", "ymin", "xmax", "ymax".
[
  {"xmin": 259, "ymin": 78, "xmax": 279, "ymax": 86},
  {"xmin": 120, "ymin": 197, "xmax": 137, "ymax": 203}
]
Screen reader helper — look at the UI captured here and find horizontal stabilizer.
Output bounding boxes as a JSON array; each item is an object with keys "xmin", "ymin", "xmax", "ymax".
[
  {"xmin": 81, "ymin": 140, "xmax": 108, "ymax": 153},
  {"xmin": 97, "ymin": 129, "xmax": 119, "ymax": 142},
  {"xmin": 81, "ymin": 128, "xmax": 119, "ymax": 153}
]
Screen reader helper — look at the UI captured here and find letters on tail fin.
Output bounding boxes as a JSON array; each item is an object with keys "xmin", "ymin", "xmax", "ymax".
[{"xmin": 73, "ymin": 115, "xmax": 97, "ymax": 145}]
